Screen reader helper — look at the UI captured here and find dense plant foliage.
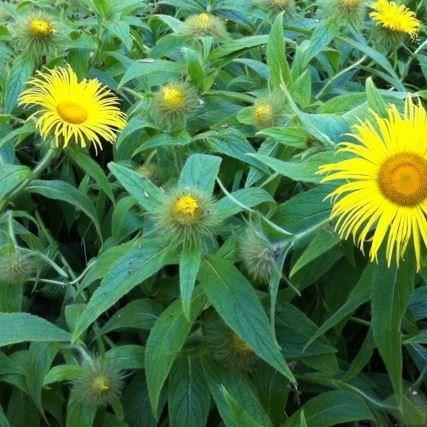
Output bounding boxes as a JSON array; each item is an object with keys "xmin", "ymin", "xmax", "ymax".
[{"xmin": 1, "ymin": 0, "xmax": 427, "ymax": 425}]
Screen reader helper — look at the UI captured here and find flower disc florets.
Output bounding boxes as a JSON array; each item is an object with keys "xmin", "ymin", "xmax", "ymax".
[
  {"xmin": 153, "ymin": 188, "xmax": 219, "ymax": 248},
  {"xmin": 152, "ymin": 82, "xmax": 199, "ymax": 131},
  {"xmin": 252, "ymin": 95, "xmax": 285, "ymax": 129}
]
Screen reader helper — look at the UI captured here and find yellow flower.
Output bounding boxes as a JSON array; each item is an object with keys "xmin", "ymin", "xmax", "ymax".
[
  {"xmin": 319, "ymin": 98, "xmax": 427, "ymax": 271},
  {"xmin": 162, "ymin": 87, "xmax": 185, "ymax": 110},
  {"xmin": 28, "ymin": 18, "xmax": 54, "ymax": 38},
  {"xmin": 173, "ymin": 195, "xmax": 199, "ymax": 222},
  {"xmin": 370, "ymin": 0, "xmax": 420, "ymax": 38},
  {"xmin": 19, "ymin": 65, "xmax": 126, "ymax": 151}
]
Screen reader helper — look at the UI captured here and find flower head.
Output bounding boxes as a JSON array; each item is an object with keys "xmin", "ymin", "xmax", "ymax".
[
  {"xmin": 19, "ymin": 65, "xmax": 126, "ymax": 151},
  {"xmin": 370, "ymin": 0, "xmax": 420, "ymax": 40},
  {"xmin": 240, "ymin": 224, "xmax": 280, "ymax": 282},
  {"xmin": 319, "ymin": 98, "xmax": 427, "ymax": 271},
  {"xmin": 153, "ymin": 188, "xmax": 219, "ymax": 248},
  {"xmin": 152, "ymin": 82, "xmax": 199, "ymax": 131},
  {"xmin": 72, "ymin": 359, "xmax": 124, "ymax": 407},
  {"xmin": 0, "ymin": 252, "xmax": 36, "ymax": 286},
  {"xmin": 320, "ymin": 0, "xmax": 366, "ymax": 25},
  {"xmin": 252, "ymin": 95, "xmax": 285, "ymax": 129},
  {"xmin": 180, "ymin": 13, "xmax": 228, "ymax": 39},
  {"xmin": 16, "ymin": 12, "xmax": 57, "ymax": 52},
  {"xmin": 203, "ymin": 317, "xmax": 254, "ymax": 372}
]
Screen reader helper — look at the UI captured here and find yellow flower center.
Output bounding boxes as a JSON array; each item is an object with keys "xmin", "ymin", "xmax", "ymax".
[
  {"xmin": 29, "ymin": 19, "xmax": 53, "ymax": 37},
  {"xmin": 173, "ymin": 195, "xmax": 199, "ymax": 219},
  {"xmin": 92, "ymin": 375, "xmax": 111, "ymax": 394},
  {"xmin": 197, "ymin": 13, "xmax": 211, "ymax": 28},
  {"xmin": 163, "ymin": 87, "xmax": 184, "ymax": 110},
  {"xmin": 378, "ymin": 153, "xmax": 427, "ymax": 206},
  {"xmin": 57, "ymin": 102, "xmax": 88, "ymax": 124},
  {"xmin": 255, "ymin": 104, "xmax": 273, "ymax": 120}
]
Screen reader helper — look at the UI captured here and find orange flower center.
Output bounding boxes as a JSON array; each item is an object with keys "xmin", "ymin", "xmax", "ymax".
[
  {"xmin": 378, "ymin": 153, "xmax": 427, "ymax": 206},
  {"xmin": 57, "ymin": 102, "xmax": 88, "ymax": 124}
]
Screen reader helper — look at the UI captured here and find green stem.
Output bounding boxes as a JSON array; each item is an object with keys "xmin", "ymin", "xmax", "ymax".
[{"xmin": 0, "ymin": 147, "xmax": 57, "ymax": 214}]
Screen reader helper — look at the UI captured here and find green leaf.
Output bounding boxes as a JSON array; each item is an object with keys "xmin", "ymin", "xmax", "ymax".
[
  {"xmin": 73, "ymin": 240, "xmax": 170, "ymax": 340},
  {"xmin": 371, "ymin": 257, "xmax": 415, "ymax": 408},
  {"xmin": 290, "ymin": 231, "xmax": 340, "ymax": 276},
  {"xmin": 67, "ymin": 148, "xmax": 114, "ymax": 202},
  {"xmin": 283, "ymin": 391, "xmax": 374, "ymax": 427},
  {"xmin": 366, "ymin": 77, "xmax": 388, "ymax": 116},
  {"xmin": 338, "ymin": 36, "xmax": 405, "ymax": 92},
  {"xmin": 0, "ymin": 164, "xmax": 32, "ymax": 199},
  {"xmin": 66, "ymin": 392, "xmax": 97, "ymax": 427},
  {"xmin": 4, "ymin": 54, "xmax": 34, "ymax": 113},
  {"xmin": 304, "ymin": 262, "xmax": 376, "ymax": 351},
  {"xmin": 210, "ymin": 35, "xmax": 268, "ymax": 61},
  {"xmin": 105, "ymin": 345, "xmax": 145, "ymax": 370},
  {"xmin": 178, "ymin": 154, "xmax": 222, "ymax": 194},
  {"xmin": 0, "ymin": 313, "xmax": 70, "ymax": 347},
  {"xmin": 222, "ymin": 387, "xmax": 266, "ymax": 427},
  {"xmin": 202, "ymin": 359, "xmax": 273, "ymax": 427},
  {"xmin": 267, "ymin": 12, "xmax": 290, "ymax": 87},
  {"xmin": 145, "ymin": 292, "xmax": 206, "ymax": 419},
  {"xmin": 199, "ymin": 256, "xmax": 295, "ymax": 383},
  {"xmin": 109, "ymin": 162, "xmax": 163, "ymax": 212},
  {"xmin": 168, "ymin": 357, "xmax": 210, "ymax": 427},
  {"xmin": 215, "ymin": 187, "xmax": 274, "ymax": 220},
  {"xmin": 274, "ymin": 185, "xmax": 333, "ymax": 234},
  {"xmin": 179, "ymin": 245, "xmax": 202, "ymax": 320},
  {"xmin": 101, "ymin": 299, "xmax": 163, "ymax": 334},
  {"xmin": 26, "ymin": 179, "xmax": 102, "ymax": 240},
  {"xmin": 302, "ymin": 19, "xmax": 338, "ymax": 68},
  {"xmin": 250, "ymin": 152, "xmax": 335, "ymax": 183}
]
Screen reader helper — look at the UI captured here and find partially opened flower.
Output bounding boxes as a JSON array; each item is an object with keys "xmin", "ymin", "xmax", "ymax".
[
  {"xmin": 180, "ymin": 13, "xmax": 228, "ymax": 39},
  {"xmin": 16, "ymin": 12, "xmax": 57, "ymax": 52},
  {"xmin": 153, "ymin": 188, "xmax": 219, "ymax": 248},
  {"xmin": 152, "ymin": 82, "xmax": 199, "ymax": 130},
  {"xmin": 19, "ymin": 65, "xmax": 127, "ymax": 151},
  {"xmin": 370, "ymin": 0, "xmax": 420, "ymax": 44},
  {"xmin": 319, "ymin": 98, "xmax": 427, "ymax": 271},
  {"xmin": 252, "ymin": 95, "xmax": 285, "ymax": 129},
  {"xmin": 320, "ymin": 0, "xmax": 366, "ymax": 26}
]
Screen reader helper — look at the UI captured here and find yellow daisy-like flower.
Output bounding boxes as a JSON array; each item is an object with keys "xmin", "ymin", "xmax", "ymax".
[
  {"xmin": 370, "ymin": 0, "xmax": 420, "ymax": 38},
  {"xmin": 319, "ymin": 98, "xmax": 427, "ymax": 271},
  {"xmin": 19, "ymin": 65, "xmax": 127, "ymax": 151}
]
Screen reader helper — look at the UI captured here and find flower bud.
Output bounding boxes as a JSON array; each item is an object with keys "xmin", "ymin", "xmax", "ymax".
[
  {"xmin": 0, "ymin": 252, "xmax": 35, "ymax": 286},
  {"xmin": 153, "ymin": 188, "xmax": 220, "ymax": 248},
  {"xmin": 239, "ymin": 226, "xmax": 280, "ymax": 282},
  {"xmin": 152, "ymin": 82, "xmax": 199, "ymax": 131},
  {"xmin": 180, "ymin": 13, "xmax": 228, "ymax": 39},
  {"xmin": 72, "ymin": 359, "xmax": 124, "ymax": 408}
]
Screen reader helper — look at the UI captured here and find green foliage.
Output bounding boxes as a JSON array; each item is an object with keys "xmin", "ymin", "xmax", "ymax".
[{"xmin": 1, "ymin": 0, "xmax": 427, "ymax": 425}]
